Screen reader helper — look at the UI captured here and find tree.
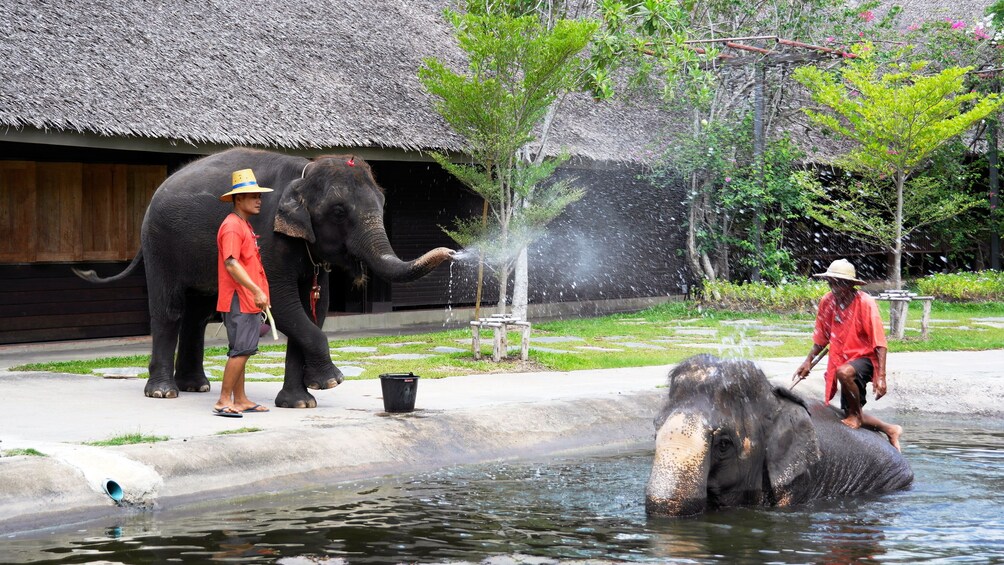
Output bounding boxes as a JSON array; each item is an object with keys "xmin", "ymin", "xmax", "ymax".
[
  {"xmin": 419, "ymin": 5, "xmax": 595, "ymax": 315},
  {"xmin": 794, "ymin": 48, "xmax": 1004, "ymax": 288}
]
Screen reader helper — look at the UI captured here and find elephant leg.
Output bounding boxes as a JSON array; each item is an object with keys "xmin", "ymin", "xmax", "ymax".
[
  {"xmin": 299, "ymin": 272, "xmax": 343, "ymax": 390},
  {"xmin": 146, "ymin": 282, "xmax": 183, "ymax": 399},
  {"xmin": 174, "ymin": 291, "xmax": 214, "ymax": 392},
  {"xmin": 275, "ymin": 340, "xmax": 317, "ymax": 408}
]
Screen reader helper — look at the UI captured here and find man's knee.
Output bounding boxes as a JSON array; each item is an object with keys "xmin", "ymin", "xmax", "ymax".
[{"xmin": 835, "ymin": 364, "xmax": 857, "ymax": 385}]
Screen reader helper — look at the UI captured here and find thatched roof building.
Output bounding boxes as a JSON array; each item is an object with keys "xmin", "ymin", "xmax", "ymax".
[{"xmin": 0, "ymin": 0, "xmax": 659, "ymax": 161}]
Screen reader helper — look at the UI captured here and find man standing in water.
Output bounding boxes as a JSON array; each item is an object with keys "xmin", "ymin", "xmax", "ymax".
[
  {"xmin": 793, "ymin": 259, "xmax": 903, "ymax": 451},
  {"xmin": 214, "ymin": 169, "xmax": 274, "ymax": 417}
]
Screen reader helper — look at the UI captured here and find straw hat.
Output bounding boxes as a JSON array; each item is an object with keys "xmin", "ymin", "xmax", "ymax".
[
  {"xmin": 813, "ymin": 259, "xmax": 865, "ymax": 285},
  {"xmin": 220, "ymin": 169, "xmax": 274, "ymax": 202}
]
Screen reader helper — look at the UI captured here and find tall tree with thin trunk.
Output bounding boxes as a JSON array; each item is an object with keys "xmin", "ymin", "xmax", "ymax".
[
  {"xmin": 419, "ymin": 5, "xmax": 593, "ymax": 314},
  {"xmin": 794, "ymin": 48, "xmax": 1003, "ymax": 288}
]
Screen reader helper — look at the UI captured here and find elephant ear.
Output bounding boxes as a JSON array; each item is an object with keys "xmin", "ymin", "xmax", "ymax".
[
  {"xmin": 764, "ymin": 387, "xmax": 821, "ymax": 506},
  {"xmin": 274, "ymin": 179, "xmax": 315, "ymax": 243}
]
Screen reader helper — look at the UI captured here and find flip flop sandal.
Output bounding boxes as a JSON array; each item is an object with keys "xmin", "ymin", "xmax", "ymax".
[{"xmin": 213, "ymin": 407, "xmax": 243, "ymax": 418}]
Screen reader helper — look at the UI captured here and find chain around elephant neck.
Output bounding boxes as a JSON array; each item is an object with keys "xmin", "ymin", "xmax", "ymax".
[{"xmin": 305, "ymin": 242, "xmax": 330, "ymax": 273}]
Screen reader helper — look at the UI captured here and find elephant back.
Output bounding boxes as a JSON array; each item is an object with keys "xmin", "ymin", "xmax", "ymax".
[
  {"xmin": 809, "ymin": 403, "xmax": 913, "ymax": 498},
  {"xmin": 140, "ymin": 148, "xmax": 304, "ymax": 289}
]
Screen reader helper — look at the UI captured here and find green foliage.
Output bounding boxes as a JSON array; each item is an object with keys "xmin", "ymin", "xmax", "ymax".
[
  {"xmin": 795, "ymin": 50, "xmax": 1003, "ymax": 179},
  {"xmin": 701, "ymin": 278, "xmax": 829, "ymax": 313},
  {"xmin": 84, "ymin": 433, "xmax": 170, "ymax": 446},
  {"xmin": 2, "ymin": 448, "xmax": 45, "ymax": 457},
  {"xmin": 794, "ymin": 49, "xmax": 1004, "ymax": 285},
  {"xmin": 216, "ymin": 427, "xmax": 263, "ymax": 435},
  {"xmin": 916, "ymin": 271, "xmax": 1004, "ymax": 301}
]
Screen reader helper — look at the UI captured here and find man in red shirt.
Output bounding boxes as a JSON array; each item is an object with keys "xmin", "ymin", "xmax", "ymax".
[
  {"xmin": 214, "ymin": 169, "xmax": 274, "ymax": 417},
  {"xmin": 793, "ymin": 259, "xmax": 903, "ymax": 451}
]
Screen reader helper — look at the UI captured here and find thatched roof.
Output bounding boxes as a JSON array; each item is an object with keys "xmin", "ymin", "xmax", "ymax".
[{"xmin": 0, "ymin": 0, "xmax": 664, "ymax": 162}]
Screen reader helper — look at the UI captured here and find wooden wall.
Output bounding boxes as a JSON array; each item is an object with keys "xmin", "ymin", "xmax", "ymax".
[
  {"xmin": 0, "ymin": 161, "xmax": 163, "ymax": 263},
  {"xmin": 0, "ymin": 157, "xmax": 165, "ymax": 344}
]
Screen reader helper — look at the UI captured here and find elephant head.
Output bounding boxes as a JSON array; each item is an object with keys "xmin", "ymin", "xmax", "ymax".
[
  {"xmin": 274, "ymin": 155, "xmax": 453, "ymax": 282},
  {"xmin": 646, "ymin": 355, "xmax": 821, "ymax": 517}
]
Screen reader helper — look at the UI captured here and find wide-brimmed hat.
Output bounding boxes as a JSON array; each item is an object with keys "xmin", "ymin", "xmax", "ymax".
[
  {"xmin": 220, "ymin": 169, "xmax": 273, "ymax": 202},
  {"xmin": 813, "ymin": 259, "xmax": 865, "ymax": 285}
]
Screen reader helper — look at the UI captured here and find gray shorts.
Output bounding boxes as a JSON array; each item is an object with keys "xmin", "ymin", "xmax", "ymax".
[{"xmin": 222, "ymin": 292, "xmax": 260, "ymax": 358}]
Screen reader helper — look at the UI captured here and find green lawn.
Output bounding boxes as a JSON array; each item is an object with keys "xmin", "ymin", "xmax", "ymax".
[{"xmin": 13, "ymin": 300, "xmax": 1003, "ymax": 380}]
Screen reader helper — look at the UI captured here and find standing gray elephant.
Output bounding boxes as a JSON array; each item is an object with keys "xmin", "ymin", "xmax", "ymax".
[
  {"xmin": 75, "ymin": 148, "xmax": 454, "ymax": 408},
  {"xmin": 646, "ymin": 354, "xmax": 912, "ymax": 516}
]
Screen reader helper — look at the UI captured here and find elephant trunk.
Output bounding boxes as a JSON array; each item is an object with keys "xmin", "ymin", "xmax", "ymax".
[
  {"xmin": 646, "ymin": 412, "xmax": 712, "ymax": 517},
  {"xmin": 352, "ymin": 215, "xmax": 453, "ymax": 282}
]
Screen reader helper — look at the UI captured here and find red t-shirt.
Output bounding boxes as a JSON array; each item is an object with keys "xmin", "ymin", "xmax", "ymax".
[
  {"xmin": 812, "ymin": 290, "xmax": 888, "ymax": 403},
  {"xmin": 216, "ymin": 213, "xmax": 270, "ymax": 313}
]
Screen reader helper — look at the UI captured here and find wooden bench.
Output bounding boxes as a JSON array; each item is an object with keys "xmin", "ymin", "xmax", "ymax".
[
  {"xmin": 875, "ymin": 290, "xmax": 935, "ymax": 340},
  {"xmin": 470, "ymin": 314, "xmax": 531, "ymax": 362}
]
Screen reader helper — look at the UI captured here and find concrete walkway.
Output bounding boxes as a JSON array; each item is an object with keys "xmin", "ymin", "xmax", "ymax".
[{"xmin": 0, "ymin": 336, "xmax": 1000, "ymax": 534}]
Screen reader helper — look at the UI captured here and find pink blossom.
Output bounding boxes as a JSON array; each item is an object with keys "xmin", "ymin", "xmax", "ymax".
[
  {"xmin": 907, "ymin": 23, "xmax": 920, "ymax": 31},
  {"xmin": 859, "ymin": 10, "xmax": 875, "ymax": 22},
  {"xmin": 858, "ymin": 31, "xmax": 865, "ymax": 37},
  {"xmin": 826, "ymin": 36, "xmax": 835, "ymax": 43},
  {"xmin": 887, "ymin": 148, "xmax": 899, "ymax": 155},
  {"xmin": 951, "ymin": 20, "xmax": 966, "ymax": 29},
  {"xmin": 974, "ymin": 26, "xmax": 991, "ymax": 40},
  {"xmin": 724, "ymin": 177, "xmax": 732, "ymax": 183}
]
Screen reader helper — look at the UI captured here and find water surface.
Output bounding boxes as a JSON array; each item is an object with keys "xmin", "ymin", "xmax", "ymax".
[{"xmin": 3, "ymin": 413, "xmax": 1002, "ymax": 564}]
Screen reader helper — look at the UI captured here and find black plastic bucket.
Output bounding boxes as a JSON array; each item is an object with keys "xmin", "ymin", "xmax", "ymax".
[{"xmin": 380, "ymin": 373, "xmax": 419, "ymax": 413}]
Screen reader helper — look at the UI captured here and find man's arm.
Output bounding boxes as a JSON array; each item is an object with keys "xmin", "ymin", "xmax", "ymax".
[
  {"xmin": 873, "ymin": 345, "xmax": 887, "ymax": 399},
  {"xmin": 224, "ymin": 257, "xmax": 269, "ymax": 310},
  {"xmin": 793, "ymin": 342, "xmax": 826, "ymax": 382}
]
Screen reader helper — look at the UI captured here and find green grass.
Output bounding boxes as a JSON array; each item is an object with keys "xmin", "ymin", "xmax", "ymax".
[
  {"xmin": 11, "ymin": 299, "xmax": 1003, "ymax": 380},
  {"xmin": 2, "ymin": 448, "xmax": 45, "ymax": 457},
  {"xmin": 83, "ymin": 433, "xmax": 170, "ymax": 446},
  {"xmin": 216, "ymin": 427, "xmax": 263, "ymax": 435}
]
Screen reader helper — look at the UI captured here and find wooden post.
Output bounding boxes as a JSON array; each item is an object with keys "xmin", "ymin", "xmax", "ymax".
[
  {"xmin": 492, "ymin": 324, "xmax": 505, "ymax": 362},
  {"xmin": 895, "ymin": 299, "xmax": 909, "ymax": 340},
  {"xmin": 921, "ymin": 298, "xmax": 933, "ymax": 340},
  {"xmin": 471, "ymin": 321, "xmax": 482, "ymax": 360},
  {"xmin": 519, "ymin": 322, "xmax": 531, "ymax": 361}
]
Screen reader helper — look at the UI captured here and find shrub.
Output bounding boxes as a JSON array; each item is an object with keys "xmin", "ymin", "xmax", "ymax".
[
  {"xmin": 701, "ymin": 278, "xmax": 827, "ymax": 313},
  {"xmin": 915, "ymin": 271, "xmax": 1004, "ymax": 302}
]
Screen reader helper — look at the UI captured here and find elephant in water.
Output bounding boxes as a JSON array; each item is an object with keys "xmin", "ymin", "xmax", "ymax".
[
  {"xmin": 646, "ymin": 354, "xmax": 913, "ymax": 516},
  {"xmin": 76, "ymin": 148, "xmax": 453, "ymax": 408}
]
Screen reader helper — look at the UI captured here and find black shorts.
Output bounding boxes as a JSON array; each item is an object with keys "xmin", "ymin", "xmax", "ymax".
[
  {"xmin": 222, "ymin": 292, "xmax": 261, "ymax": 358},
  {"xmin": 839, "ymin": 357, "xmax": 873, "ymax": 411}
]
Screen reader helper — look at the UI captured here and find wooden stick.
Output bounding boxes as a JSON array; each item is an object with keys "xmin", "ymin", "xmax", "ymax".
[
  {"xmin": 790, "ymin": 346, "xmax": 829, "ymax": 390},
  {"xmin": 265, "ymin": 306, "xmax": 279, "ymax": 341}
]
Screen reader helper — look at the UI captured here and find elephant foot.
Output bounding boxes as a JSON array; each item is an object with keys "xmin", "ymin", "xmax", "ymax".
[
  {"xmin": 145, "ymin": 379, "xmax": 179, "ymax": 399},
  {"xmin": 176, "ymin": 374, "xmax": 211, "ymax": 393},
  {"xmin": 275, "ymin": 388, "xmax": 317, "ymax": 409},
  {"xmin": 304, "ymin": 365, "xmax": 344, "ymax": 390}
]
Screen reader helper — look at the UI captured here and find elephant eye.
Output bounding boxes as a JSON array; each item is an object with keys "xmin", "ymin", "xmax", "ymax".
[
  {"xmin": 715, "ymin": 435, "xmax": 734, "ymax": 455},
  {"xmin": 329, "ymin": 203, "xmax": 348, "ymax": 218}
]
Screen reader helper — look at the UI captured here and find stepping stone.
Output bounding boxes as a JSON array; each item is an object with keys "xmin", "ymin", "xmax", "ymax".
[
  {"xmin": 721, "ymin": 319, "xmax": 762, "ymax": 326},
  {"xmin": 386, "ymin": 341, "xmax": 426, "ymax": 348},
  {"xmin": 532, "ymin": 336, "xmax": 585, "ymax": 343},
  {"xmin": 674, "ymin": 343, "xmax": 724, "ymax": 349},
  {"xmin": 245, "ymin": 372, "xmax": 277, "ymax": 380},
  {"xmin": 760, "ymin": 330, "xmax": 807, "ymax": 336},
  {"xmin": 528, "ymin": 346, "xmax": 571, "ymax": 354},
  {"xmin": 747, "ymin": 340, "xmax": 785, "ymax": 347},
  {"xmin": 336, "ymin": 365, "xmax": 366, "ymax": 377},
  {"xmin": 259, "ymin": 351, "xmax": 286, "ymax": 358},
  {"xmin": 430, "ymin": 346, "xmax": 466, "ymax": 353},
  {"xmin": 370, "ymin": 353, "xmax": 433, "ymax": 360},
  {"xmin": 618, "ymin": 342, "xmax": 665, "ymax": 350},
  {"xmin": 207, "ymin": 355, "xmax": 230, "ymax": 361},
  {"xmin": 576, "ymin": 346, "xmax": 624, "ymax": 352},
  {"xmin": 332, "ymin": 346, "xmax": 378, "ymax": 353},
  {"xmin": 669, "ymin": 328, "xmax": 718, "ymax": 336},
  {"xmin": 251, "ymin": 362, "xmax": 287, "ymax": 369},
  {"xmin": 93, "ymin": 367, "xmax": 146, "ymax": 377}
]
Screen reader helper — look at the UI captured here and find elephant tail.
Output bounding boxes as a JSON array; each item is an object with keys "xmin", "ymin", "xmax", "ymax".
[{"xmin": 72, "ymin": 250, "xmax": 144, "ymax": 283}]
